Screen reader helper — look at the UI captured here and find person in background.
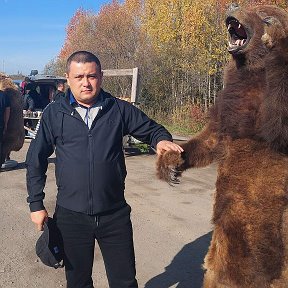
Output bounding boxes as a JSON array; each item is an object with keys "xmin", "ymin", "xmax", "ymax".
[
  {"xmin": 26, "ymin": 50, "xmax": 183, "ymax": 288},
  {"xmin": 29, "ymin": 84, "xmax": 43, "ymax": 109},
  {"xmin": 23, "ymin": 83, "xmax": 35, "ymax": 111},
  {"xmin": 20, "ymin": 77, "xmax": 29, "ymax": 96},
  {"xmin": 53, "ymin": 80, "xmax": 65, "ymax": 101},
  {"xmin": 0, "ymin": 89, "xmax": 10, "ymax": 166}
]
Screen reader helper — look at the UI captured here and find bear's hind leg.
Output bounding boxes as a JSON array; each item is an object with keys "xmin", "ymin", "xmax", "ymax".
[{"xmin": 270, "ymin": 208, "xmax": 288, "ymax": 288}]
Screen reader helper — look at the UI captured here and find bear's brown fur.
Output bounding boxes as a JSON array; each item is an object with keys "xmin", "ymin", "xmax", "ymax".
[
  {"xmin": 0, "ymin": 74, "xmax": 24, "ymax": 165},
  {"xmin": 157, "ymin": 4, "xmax": 288, "ymax": 287}
]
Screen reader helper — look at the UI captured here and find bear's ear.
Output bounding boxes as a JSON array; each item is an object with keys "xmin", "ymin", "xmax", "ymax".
[
  {"xmin": 262, "ymin": 16, "xmax": 274, "ymax": 25},
  {"xmin": 262, "ymin": 16, "xmax": 281, "ymax": 27}
]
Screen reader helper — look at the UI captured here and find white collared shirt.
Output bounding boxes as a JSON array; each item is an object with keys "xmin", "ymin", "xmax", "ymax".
[{"xmin": 75, "ymin": 105, "xmax": 102, "ymax": 129}]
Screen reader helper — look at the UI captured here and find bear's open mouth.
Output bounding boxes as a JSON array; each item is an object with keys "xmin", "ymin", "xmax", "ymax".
[{"xmin": 226, "ymin": 17, "xmax": 249, "ymax": 53}]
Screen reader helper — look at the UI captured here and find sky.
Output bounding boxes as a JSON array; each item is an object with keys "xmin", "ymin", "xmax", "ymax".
[{"xmin": 0, "ymin": 0, "xmax": 114, "ymax": 76}]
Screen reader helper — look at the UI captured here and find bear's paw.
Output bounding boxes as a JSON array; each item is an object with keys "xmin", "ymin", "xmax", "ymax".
[{"xmin": 156, "ymin": 150, "xmax": 185, "ymax": 184}]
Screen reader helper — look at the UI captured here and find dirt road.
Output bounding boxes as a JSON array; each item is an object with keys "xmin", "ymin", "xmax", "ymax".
[{"xmin": 0, "ymin": 140, "xmax": 216, "ymax": 288}]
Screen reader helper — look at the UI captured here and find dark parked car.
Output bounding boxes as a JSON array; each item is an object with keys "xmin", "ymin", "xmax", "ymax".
[
  {"xmin": 24, "ymin": 71, "xmax": 66, "ymax": 107},
  {"xmin": 23, "ymin": 70, "xmax": 66, "ymax": 138}
]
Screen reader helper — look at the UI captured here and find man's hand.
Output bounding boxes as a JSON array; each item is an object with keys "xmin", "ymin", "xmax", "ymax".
[
  {"xmin": 156, "ymin": 140, "xmax": 184, "ymax": 155},
  {"xmin": 30, "ymin": 210, "xmax": 48, "ymax": 231}
]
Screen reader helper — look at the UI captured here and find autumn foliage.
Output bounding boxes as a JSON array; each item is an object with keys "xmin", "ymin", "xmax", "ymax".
[{"xmin": 45, "ymin": 0, "xmax": 288, "ymax": 134}]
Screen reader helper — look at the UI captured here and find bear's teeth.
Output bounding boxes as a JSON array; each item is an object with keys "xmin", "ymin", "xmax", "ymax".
[
  {"xmin": 236, "ymin": 39, "xmax": 241, "ymax": 46},
  {"xmin": 229, "ymin": 42, "xmax": 237, "ymax": 48}
]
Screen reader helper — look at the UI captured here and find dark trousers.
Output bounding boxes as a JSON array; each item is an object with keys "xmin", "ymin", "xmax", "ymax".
[{"xmin": 54, "ymin": 204, "xmax": 138, "ymax": 288}]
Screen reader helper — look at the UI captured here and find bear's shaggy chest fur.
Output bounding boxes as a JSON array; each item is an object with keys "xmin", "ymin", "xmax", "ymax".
[
  {"xmin": 206, "ymin": 139, "xmax": 288, "ymax": 287},
  {"xmin": 157, "ymin": 4, "xmax": 288, "ymax": 287}
]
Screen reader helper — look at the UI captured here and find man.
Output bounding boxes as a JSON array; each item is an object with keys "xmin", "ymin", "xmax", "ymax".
[
  {"xmin": 0, "ymin": 89, "xmax": 10, "ymax": 166},
  {"xmin": 53, "ymin": 81, "xmax": 65, "ymax": 101},
  {"xmin": 23, "ymin": 83, "xmax": 35, "ymax": 111},
  {"xmin": 29, "ymin": 84, "xmax": 44, "ymax": 110},
  {"xmin": 26, "ymin": 51, "xmax": 183, "ymax": 288}
]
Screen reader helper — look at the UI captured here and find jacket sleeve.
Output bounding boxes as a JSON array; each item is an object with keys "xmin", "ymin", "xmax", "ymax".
[
  {"xmin": 122, "ymin": 101, "xmax": 173, "ymax": 148},
  {"xmin": 26, "ymin": 112, "xmax": 55, "ymax": 212}
]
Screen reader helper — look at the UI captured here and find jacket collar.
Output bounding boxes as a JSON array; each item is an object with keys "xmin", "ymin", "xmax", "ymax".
[{"xmin": 59, "ymin": 88, "xmax": 115, "ymax": 115}]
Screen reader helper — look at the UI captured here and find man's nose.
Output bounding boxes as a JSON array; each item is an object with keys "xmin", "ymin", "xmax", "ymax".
[{"xmin": 82, "ymin": 76, "xmax": 90, "ymax": 86}]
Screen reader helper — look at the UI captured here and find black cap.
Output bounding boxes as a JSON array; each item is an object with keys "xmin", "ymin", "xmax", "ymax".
[{"xmin": 35, "ymin": 217, "xmax": 64, "ymax": 269}]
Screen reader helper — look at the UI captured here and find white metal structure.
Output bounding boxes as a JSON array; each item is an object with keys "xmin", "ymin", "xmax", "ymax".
[{"xmin": 103, "ymin": 68, "xmax": 139, "ymax": 103}]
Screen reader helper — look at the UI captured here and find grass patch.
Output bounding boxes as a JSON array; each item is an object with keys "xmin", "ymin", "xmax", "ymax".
[
  {"xmin": 159, "ymin": 104, "xmax": 208, "ymax": 137},
  {"xmin": 133, "ymin": 143, "xmax": 151, "ymax": 153}
]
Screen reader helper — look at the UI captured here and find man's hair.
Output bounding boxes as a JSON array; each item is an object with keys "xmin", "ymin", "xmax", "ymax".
[
  {"xmin": 66, "ymin": 51, "xmax": 101, "ymax": 73},
  {"xmin": 56, "ymin": 81, "xmax": 65, "ymax": 87}
]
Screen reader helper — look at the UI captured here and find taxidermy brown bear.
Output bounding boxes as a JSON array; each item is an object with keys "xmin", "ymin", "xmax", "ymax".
[
  {"xmin": 0, "ymin": 74, "xmax": 24, "ymax": 166},
  {"xmin": 157, "ymin": 4, "xmax": 288, "ymax": 288}
]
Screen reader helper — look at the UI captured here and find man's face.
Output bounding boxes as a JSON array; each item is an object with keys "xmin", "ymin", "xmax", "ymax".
[
  {"xmin": 66, "ymin": 61, "xmax": 103, "ymax": 107},
  {"xmin": 58, "ymin": 83, "xmax": 65, "ymax": 91}
]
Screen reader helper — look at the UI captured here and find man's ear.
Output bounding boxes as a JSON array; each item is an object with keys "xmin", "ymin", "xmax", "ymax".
[
  {"xmin": 99, "ymin": 71, "xmax": 104, "ymax": 86},
  {"xmin": 65, "ymin": 73, "xmax": 70, "ymax": 86}
]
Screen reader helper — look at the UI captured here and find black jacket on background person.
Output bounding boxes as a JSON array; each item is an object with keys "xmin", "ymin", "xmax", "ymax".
[
  {"xmin": 23, "ymin": 93, "xmax": 35, "ymax": 111},
  {"xmin": 53, "ymin": 89, "xmax": 65, "ymax": 102},
  {"xmin": 26, "ymin": 89, "xmax": 173, "ymax": 215}
]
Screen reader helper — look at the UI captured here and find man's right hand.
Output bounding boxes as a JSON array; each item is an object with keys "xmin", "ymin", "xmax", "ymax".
[{"xmin": 30, "ymin": 210, "xmax": 48, "ymax": 231}]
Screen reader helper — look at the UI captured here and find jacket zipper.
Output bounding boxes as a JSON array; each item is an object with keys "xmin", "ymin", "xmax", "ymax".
[
  {"xmin": 87, "ymin": 110, "xmax": 103, "ymax": 214},
  {"xmin": 88, "ymin": 132, "xmax": 93, "ymax": 214},
  {"xmin": 63, "ymin": 110, "xmax": 94, "ymax": 214},
  {"xmin": 95, "ymin": 216, "xmax": 99, "ymax": 226},
  {"xmin": 68, "ymin": 110, "xmax": 101, "ymax": 215}
]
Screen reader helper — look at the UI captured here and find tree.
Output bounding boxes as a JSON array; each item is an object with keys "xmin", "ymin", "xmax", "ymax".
[{"xmin": 46, "ymin": 0, "xmax": 288, "ymax": 133}]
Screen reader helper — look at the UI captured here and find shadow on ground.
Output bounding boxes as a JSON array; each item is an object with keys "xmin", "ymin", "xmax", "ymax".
[
  {"xmin": 124, "ymin": 146, "xmax": 155, "ymax": 157},
  {"xmin": 144, "ymin": 231, "xmax": 212, "ymax": 288},
  {"xmin": 0, "ymin": 161, "xmax": 26, "ymax": 172},
  {"xmin": 0, "ymin": 146, "xmax": 151, "ymax": 173}
]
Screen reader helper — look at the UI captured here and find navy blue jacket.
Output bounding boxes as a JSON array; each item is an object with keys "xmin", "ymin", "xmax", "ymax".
[{"xmin": 26, "ymin": 89, "xmax": 172, "ymax": 214}]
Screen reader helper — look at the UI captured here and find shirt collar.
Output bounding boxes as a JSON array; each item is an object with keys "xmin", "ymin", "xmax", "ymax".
[
  {"xmin": 69, "ymin": 90, "xmax": 104, "ymax": 108},
  {"xmin": 69, "ymin": 92, "xmax": 77, "ymax": 106}
]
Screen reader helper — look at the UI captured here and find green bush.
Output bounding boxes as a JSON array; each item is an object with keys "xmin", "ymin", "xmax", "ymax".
[{"xmin": 144, "ymin": 103, "xmax": 208, "ymax": 137}]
